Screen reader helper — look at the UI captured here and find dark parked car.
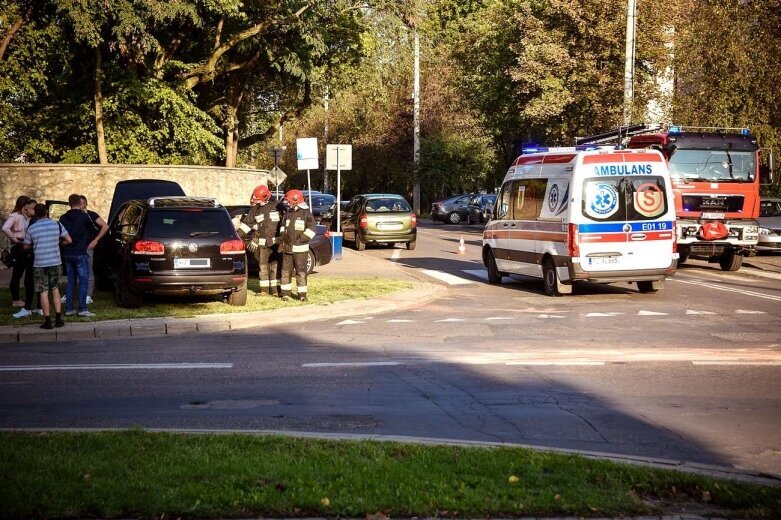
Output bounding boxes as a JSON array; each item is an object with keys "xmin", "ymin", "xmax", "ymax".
[
  {"xmin": 309, "ymin": 193, "xmax": 336, "ymax": 222},
  {"xmin": 336, "ymin": 194, "xmax": 416, "ymax": 250},
  {"xmin": 466, "ymin": 194, "xmax": 497, "ymax": 225},
  {"xmin": 431, "ymin": 193, "xmax": 478, "ymax": 224},
  {"xmin": 226, "ymin": 206, "xmax": 332, "ymax": 274},
  {"xmin": 758, "ymin": 198, "xmax": 781, "ymax": 252},
  {"xmin": 94, "ymin": 196, "xmax": 248, "ymax": 308}
]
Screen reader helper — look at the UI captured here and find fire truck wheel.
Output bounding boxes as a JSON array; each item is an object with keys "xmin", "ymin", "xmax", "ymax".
[{"xmin": 719, "ymin": 251, "xmax": 742, "ymax": 271}]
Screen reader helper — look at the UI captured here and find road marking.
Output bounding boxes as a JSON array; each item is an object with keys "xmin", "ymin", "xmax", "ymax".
[
  {"xmin": 637, "ymin": 310, "xmax": 668, "ymax": 316},
  {"xmin": 0, "ymin": 363, "xmax": 233, "ymax": 372},
  {"xmin": 303, "ymin": 362, "xmax": 402, "ymax": 368},
  {"xmin": 484, "ymin": 317, "xmax": 514, "ymax": 321},
  {"xmin": 692, "ymin": 361, "xmax": 781, "ymax": 366},
  {"xmin": 435, "ymin": 318, "xmax": 467, "ymax": 322},
  {"xmin": 420, "ymin": 269, "xmax": 474, "ymax": 285},
  {"xmin": 686, "ymin": 310, "xmax": 717, "ymax": 315},
  {"xmin": 387, "ymin": 319, "xmax": 415, "ymax": 323},
  {"xmin": 585, "ymin": 312, "xmax": 624, "ymax": 317},
  {"xmin": 735, "ymin": 309, "xmax": 767, "ymax": 314},
  {"xmin": 673, "ymin": 277, "xmax": 781, "ymax": 302},
  {"xmin": 536, "ymin": 314, "xmax": 566, "ymax": 319},
  {"xmin": 505, "ymin": 361, "xmax": 605, "ymax": 366},
  {"xmin": 336, "ymin": 319, "xmax": 364, "ymax": 325}
]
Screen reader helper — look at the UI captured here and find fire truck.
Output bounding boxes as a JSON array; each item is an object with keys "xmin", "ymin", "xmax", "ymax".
[{"xmin": 576, "ymin": 124, "xmax": 774, "ymax": 271}]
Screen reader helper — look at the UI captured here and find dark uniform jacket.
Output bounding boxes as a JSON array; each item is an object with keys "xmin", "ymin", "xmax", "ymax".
[
  {"xmin": 240, "ymin": 202, "xmax": 280, "ymax": 248},
  {"xmin": 279, "ymin": 203, "xmax": 316, "ymax": 254}
]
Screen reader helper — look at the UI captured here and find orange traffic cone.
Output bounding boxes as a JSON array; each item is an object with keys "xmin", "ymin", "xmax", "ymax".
[{"xmin": 458, "ymin": 235, "xmax": 466, "ymax": 255}]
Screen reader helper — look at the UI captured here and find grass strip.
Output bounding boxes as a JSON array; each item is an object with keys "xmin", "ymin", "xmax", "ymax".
[
  {"xmin": 0, "ymin": 277, "xmax": 412, "ymax": 327},
  {"xmin": 1, "ymin": 431, "xmax": 779, "ymax": 518}
]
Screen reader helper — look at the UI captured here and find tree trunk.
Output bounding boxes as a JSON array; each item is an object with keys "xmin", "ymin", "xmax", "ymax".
[
  {"xmin": 0, "ymin": 9, "xmax": 29, "ymax": 62},
  {"xmin": 94, "ymin": 47, "xmax": 108, "ymax": 164},
  {"xmin": 224, "ymin": 76, "xmax": 246, "ymax": 168}
]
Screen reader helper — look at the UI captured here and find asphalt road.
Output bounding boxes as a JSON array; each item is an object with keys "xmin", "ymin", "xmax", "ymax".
[{"xmin": 1, "ymin": 221, "xmax": 780, "ymax": 477}]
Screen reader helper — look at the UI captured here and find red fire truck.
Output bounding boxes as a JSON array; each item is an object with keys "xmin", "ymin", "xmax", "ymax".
[{"xmin": 576, "ymin": 124, "xmax": 774, "ymax": 271}]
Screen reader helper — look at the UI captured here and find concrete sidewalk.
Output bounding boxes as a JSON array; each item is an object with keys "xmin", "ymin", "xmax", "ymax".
[{"xmin": 0, "ymin": 248, "xmax": 442, "ymax": 344}]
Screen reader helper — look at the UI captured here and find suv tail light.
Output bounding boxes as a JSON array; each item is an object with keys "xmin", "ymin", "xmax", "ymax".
[
  {"xmin": 324, "ymin": 229, "xmax": 331, "ymax": 239},
  {"xmin": 567, "ymin": 223, "xmax": 580, "ymax": 257},
  {"xmin": 132, "ymin": 240, "xmax": 165, "ymax": 255},
  {"xmin": 410, "ymin": 214, "xmax": 417, "ymax": 228},
  {"xmin": 359, "ymin": 214, "xmax": 368, "ymax": 229},
  {"xmin": 220, "ymin": 239, "xmax": 245, "ymax": 254}
]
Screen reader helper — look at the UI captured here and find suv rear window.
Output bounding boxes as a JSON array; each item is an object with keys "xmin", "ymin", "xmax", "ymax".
[
  {"xmin": 145, "ymin": 209, "xmax": 234, "ymax": 238},
  {"xmin": 365, "ymin": 198, "xmax": 411, "ymax": 213}
]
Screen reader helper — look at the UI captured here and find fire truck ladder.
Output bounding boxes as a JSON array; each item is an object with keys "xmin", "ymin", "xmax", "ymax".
[{"xmin": 574, "ymin": 123, "xmax": 662, "ymax": 146}]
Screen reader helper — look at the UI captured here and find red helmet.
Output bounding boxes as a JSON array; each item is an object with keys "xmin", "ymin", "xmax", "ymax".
[
  {"xmin": 251, "ymin": 185, "xmax": 271, "ymax": 203},
  {"xmin": 284, "ymin": 189, "xmax": 304, "ymax": 205}
]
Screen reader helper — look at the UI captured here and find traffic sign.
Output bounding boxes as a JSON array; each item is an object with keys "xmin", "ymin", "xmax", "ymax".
[
  {"xmin": 269, "ymin": 166, "xmax": 287, "ymax": 186},
  {"xmin": 326, "ymin": 144, "xmax": 352, "ymax": 170},
  {"xmin": 296, "ymin": 137, "xmax": 318, "ymax": 170}
]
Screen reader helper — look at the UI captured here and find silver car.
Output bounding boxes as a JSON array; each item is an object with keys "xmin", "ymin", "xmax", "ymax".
[{"xmin": 758, "ymin": 198, "xmax": 781, "ymax": 252}]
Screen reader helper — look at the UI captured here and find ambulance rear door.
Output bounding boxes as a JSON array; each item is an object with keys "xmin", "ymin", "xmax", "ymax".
[{"xmin": 576, "ymin": 152, "xmax": 675, "ymax": 273}]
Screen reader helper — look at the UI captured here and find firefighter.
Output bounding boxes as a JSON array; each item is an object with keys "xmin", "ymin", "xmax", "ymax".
[
  {"xmin": 243, "ymin": 185, "xmax": 281, "ymax": 296},
  {"xmin": 278, "ymin": 189, "xmax": 316, "ymax": 302}
]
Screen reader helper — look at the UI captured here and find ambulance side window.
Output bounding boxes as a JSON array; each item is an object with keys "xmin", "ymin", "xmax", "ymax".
[
  {"xmin": 511, "ymin": 179, "xmax": 546, "ymax": 220},
  {"xmin": 496, "ymin": 183, "xmax": 511, "ymax": 219}
]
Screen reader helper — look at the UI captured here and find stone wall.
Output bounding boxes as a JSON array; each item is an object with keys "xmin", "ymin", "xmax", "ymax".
[{"xmin": 0, "ymin": 163, "xmax": 270, "ymax": 250}]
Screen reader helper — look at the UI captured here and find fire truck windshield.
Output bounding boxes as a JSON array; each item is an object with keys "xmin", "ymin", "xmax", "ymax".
[{"xmin": 668, "ymin": 149, "xmax": 756, "ymax": 182}]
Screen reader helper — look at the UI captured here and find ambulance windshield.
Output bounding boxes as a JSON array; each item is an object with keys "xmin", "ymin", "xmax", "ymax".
[{"xmin": 668, "ymin": 149, "xmax": 755, "ymax": 182}]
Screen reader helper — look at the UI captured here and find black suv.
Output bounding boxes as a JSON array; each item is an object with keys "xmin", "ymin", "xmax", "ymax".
[{"xmin": 95, "ymin": 197, "xmax": 248, "ymax": 308}]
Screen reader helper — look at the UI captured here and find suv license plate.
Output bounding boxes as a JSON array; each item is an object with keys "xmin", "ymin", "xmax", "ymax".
[
  {"xmin": 174, "ymin": 258, "xmax": 211, "ymax": 268},
  {"xmin": 587, "ymin": 257, "xmax": 619, "ymax": 266},
  {"xmin": 701, "ymin": 212, "xmax": 725, "ymax": 219}
]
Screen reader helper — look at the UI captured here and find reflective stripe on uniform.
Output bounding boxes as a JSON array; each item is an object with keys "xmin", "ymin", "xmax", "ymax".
[
  {"xmin": 270, "ymin": 213, "xmax": 280, "ymax": 221},
  {"xmin": 297, "ymin": 285, "xmax": 308, "ymax": 293},
  {"xmin": 292, "ymin": 244, "xmax": 308, "ymax": 253},
  {"xmin": 280, "ymin": 283, "xmax": 293, "ymax": 291},
  {"xmin": 303, "ymin": 228, "xmax": 316, "ymax": 239},
  {"xmin": 255, "ymin": 214, "xmax": 265, "ymax": 223},
  {"xmin": 259, "ymin": 280, "xmax": 270, "ymax": 288},
  {"xmin": 239, "ymin": 223, "xmax": 251, "ymax": 233},
  {"xmin": 269, "ymin": 280, "xmax": 279, "ymax": 287},
  {"xmin": 258, "ymin": 238, "xmax": 266, "ymax": 246}
]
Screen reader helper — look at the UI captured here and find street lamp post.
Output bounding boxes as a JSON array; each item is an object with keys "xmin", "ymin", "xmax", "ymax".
[{"xmin": 623, "ymin": 0, "xmax": 637, "ymax": 126}]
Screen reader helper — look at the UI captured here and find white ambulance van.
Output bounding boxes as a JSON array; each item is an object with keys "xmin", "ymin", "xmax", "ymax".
[{"xmin": 482, "ymin": 147, "xmax": 678, "ymax": 295}]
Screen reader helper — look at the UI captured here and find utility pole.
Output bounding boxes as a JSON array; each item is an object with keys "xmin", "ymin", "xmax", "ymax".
[
  {"xmin": 623, "ymin": 0, "xmax": 637, "ymax": 126},
  {"xmin": 412, "ymin": 27, "xmax": 421, "ymax": 215},
  {"xmin": 323, "ymin": 87, "xmax": 329, "ymax": 193}
]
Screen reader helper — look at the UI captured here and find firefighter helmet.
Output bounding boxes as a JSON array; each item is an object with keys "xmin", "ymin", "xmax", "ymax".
[
  {"xmin": 284, "ymin": 189, "xmax": 304, "ymax": 206},
  {"xmin": 251, "ymin": 185, "xmax": 271, "ymax": 203}
]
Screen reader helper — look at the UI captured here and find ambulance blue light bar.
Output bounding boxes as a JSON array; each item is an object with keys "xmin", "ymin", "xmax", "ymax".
[
  {"xmin": 522, "ymin": 145, "xmax": 603, "ymax": 155},
  {"xmin": 521, "ymin": 146, "xmax": 549, "ymax": 154}
]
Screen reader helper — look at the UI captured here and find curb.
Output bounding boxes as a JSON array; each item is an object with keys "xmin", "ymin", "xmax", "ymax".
[
  {"xmin": 3, "ymin": 427, "xmax": 779, "ymax": 489},
  {"xmin": 0, "ymin": 282, "xmax": 445, "ymax": 344}
]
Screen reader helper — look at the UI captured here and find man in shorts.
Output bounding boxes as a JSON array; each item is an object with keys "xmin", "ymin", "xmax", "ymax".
[{"xmin": 24, "ymin": 203, "xmax": 72, "ymax": 329}]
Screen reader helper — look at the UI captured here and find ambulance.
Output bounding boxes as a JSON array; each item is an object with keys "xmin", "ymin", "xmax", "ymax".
[{"xmin": 482, "ymin": 147, "xmax": 678, "ymax": 295}]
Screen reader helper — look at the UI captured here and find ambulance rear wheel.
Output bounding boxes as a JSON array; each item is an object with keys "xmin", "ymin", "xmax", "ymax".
[
  {"xmin": 719, "ymin": 251, "xmax": 742, "ymax": 271},
  {"xmin": 487, "ymin": 250, "xmax": 502, "ymax": 284},
  {"xmin": 637, "ymin": 280, "xmax": 662, "ymax": 293},
  {"xmin": 543, "ymin": 258, "xmax": 569, "ymax": 297}
]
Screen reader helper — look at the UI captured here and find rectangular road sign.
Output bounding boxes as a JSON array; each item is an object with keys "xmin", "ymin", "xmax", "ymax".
[
  {"xmin": 296, "ymin": 137, "xmax": 319, "ymax": 170},
  {"xmin": 326, "ymin": 144, "xmax": 352, "ymax": 170}
]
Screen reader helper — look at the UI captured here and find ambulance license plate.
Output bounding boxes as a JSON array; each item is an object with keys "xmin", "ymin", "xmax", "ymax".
[
  {"xmin": 588, "ymin": 257, "xmax": 619, "ymax": 266},
  {"xmin": 701, "ymin": 212, "xmax": 725, "ymax": 219},
  {"xmin": 174, "ymin": 258, "xmax": 210, "ymax": 268}
]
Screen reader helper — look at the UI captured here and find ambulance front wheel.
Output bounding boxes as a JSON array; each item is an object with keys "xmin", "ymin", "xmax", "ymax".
[
  {"xmin": 637, "ymin": 280, "xmax": 663, "ymax": 293},
  {"xmin": 487, "ymin": 250, "xmax": 502, "ymax": 284},
  {"xmin": 543, "ymin": 258, "xmax": 571, "ymax": 296}
]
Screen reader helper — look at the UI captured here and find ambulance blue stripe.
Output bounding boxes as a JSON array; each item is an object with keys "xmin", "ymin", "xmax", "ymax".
[{"xmin": 579, "ymin": 221, "xmax": 674, "ymax": 233}]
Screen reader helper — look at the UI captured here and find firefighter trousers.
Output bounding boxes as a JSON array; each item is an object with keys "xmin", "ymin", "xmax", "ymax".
[
  {"xmin": 256, "ymin": 247, "xmax": 279, "ymax": 295},
  {"xmin": 280, "ymin": 252, "xmax": 308, "ymax": 298}
]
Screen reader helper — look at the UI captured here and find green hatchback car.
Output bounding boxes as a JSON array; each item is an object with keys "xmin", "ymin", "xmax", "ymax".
[{"xmin": 337, "ymin": 194, "xmax": 417, "ymax": 250}]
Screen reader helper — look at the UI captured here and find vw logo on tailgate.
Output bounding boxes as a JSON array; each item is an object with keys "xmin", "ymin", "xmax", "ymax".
[{"xmin": 188, "ymin": 243, "xmax": 198, "ymax": 252}]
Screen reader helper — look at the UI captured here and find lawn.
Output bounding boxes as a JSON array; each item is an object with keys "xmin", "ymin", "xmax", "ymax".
[
  {"xmin": 0, "ymin": 277, "xmax": 413, "ymax": 327},
  {"xmin": 1, "ymin": 431, "xmax": 779, "ymax": 519}
]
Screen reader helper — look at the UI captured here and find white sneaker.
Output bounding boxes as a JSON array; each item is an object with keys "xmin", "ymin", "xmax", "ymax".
[
  {"xmin": 77, "ymin": 310, "xmax": 96, "ymax": 317},
  {"xmin": 32, "ymin": 308, "xmax": 43, "ymax": 316},
  {"xmin": 12, "ymin": 308, "xmax": 31, "ymax": 319},
  {"xmin": 86, "ymin": 296, "xmax": 94, "ymax": 304},
  {"xmin": 65, "ymin": 310, "xmax": 76, "ymax": 316},
  {"xmin": 60, "ymin": 296, "xmax": 67, "ymax": 303}
]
